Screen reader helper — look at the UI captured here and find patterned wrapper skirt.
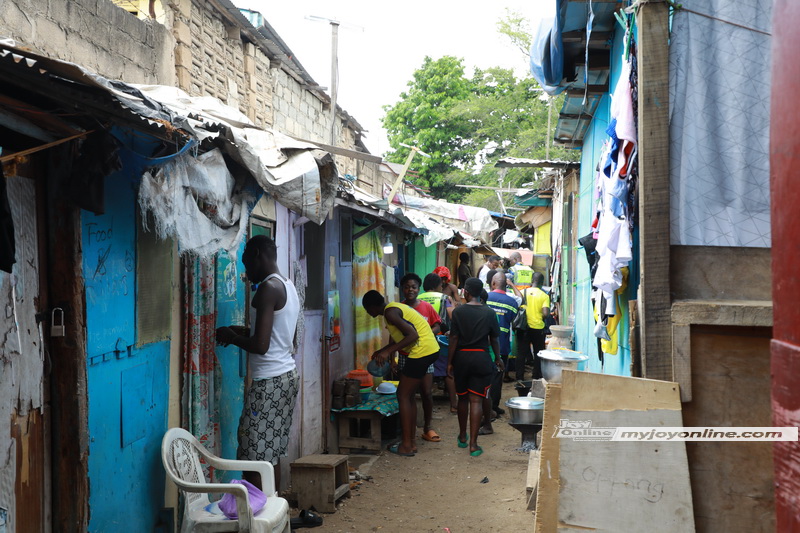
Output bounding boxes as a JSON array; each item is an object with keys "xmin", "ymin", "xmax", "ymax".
[{"xmin": 237, "ymin": 368, "xmax": 300, "ymax": 465}]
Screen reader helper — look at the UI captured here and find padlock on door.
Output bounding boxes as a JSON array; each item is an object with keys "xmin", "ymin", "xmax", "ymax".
[{"xmin": 51, "ymin": 307, "xmax": 65, "ymax": 337}]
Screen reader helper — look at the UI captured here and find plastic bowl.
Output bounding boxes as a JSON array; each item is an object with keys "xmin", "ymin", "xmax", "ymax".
[
  {"xmin": 375, "ymin": 381, "xmax": 397, "ymax": 395},
  {"xmin": 360, "ymin": 387, "xmax": 372, "ymax": 402},
  {"xmin": 367, "ymin": 359, "xmax": 391, "ymax": 377}
]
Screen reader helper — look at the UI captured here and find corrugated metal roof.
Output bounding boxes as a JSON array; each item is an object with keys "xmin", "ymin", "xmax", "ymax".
[
  {"xmin": 496, "ymin": 157, "xmax": 580, "ymax": 169},
  {"xmin": 0, "ymin": 44, "xmax": 185, "ymax": 142},
  {"xmin": 548, "ymin": 0, "xmax": 620, "ymax": 146}
]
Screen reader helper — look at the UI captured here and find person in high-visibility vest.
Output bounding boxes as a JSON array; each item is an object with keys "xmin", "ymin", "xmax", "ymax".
[{"xmin": 508, "ymin": 251, "xmax": 534, "ymax": 290}]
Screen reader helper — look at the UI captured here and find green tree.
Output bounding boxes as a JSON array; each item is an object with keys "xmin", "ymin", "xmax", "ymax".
[
  {"xmin": 381, "ymin": 13, "xmax": 579, "ymax": 207},
  {"xmin": 496, "ymin": 8, "xmax": 532, "ymax": 60},
  {"xmin": 381, "ymin": 56, "xmax": 475, "ymax": 199}
]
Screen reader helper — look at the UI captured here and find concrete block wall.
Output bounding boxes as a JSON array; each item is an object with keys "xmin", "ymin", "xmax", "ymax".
[
  {"xmin": 171, "ymin": 0, "xmax": 273, "ymax": 128},
  {"xmin": 169, "ymin": 0, "xmax": 382, "ymax": 187},
  {"xmin": 272, "ymin": 68, "xmax": 328, "ymax": 141},
  {"xmin": 0, "ymin": 0, "xmax": 175, "ymax": 84}
]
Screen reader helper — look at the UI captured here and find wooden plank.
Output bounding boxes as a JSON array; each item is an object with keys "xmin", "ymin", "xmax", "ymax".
[
  {"xmin": 45, "ymin": 148, "xmax": 90, "ymax": 531},
  {"xmin": 526, "ymin": 450, "xmax": 540, "ymax": 511},
  {"xmin": 566, "ymin": 85, "xmax": 610, "ymax": 96},
  {"xmin": 557, "ymin": 371, "xmax": 694, "ymax": 532},
  {"xmin": 287, "ymin": 135, "xmax": 383, "ymax": 163},
  {"xmin": 291, "ymin": 454, "xmax": 348, "ymax": 468},
  {"xmin": 534, "ymin": 384, "xmax": 562, "ymax": 533},
  {"xmin": 670, "ymin": 245, "xmax": 771, "ymax": 301},
  {"xmin": 671, "ymin": 299, "xmax": 773, "ymax": 327},
  {"xmin": 637, "ymin": 0, "xmax": 672, "ymax": 382},
  {"xmin": 672, "ymin": 323, "xmax": 692, "ymax": 402},
  {"xmin": 629, "ymin": 300, "xmax": 642, "ymax": 377},
  {"xmin": 560, "ymin": 370, "xmax": 681, "ymax": 412},
  {"xmin": 562, "ymin": 31, "xmax": 613, "ymax": 48}
]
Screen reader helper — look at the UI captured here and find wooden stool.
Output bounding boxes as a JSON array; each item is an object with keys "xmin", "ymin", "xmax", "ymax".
[{"xmin": 290, "ymin": 454, "xmax": 350, "ymax": 513}]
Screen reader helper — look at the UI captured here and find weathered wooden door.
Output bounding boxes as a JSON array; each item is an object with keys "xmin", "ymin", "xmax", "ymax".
[
  {"xmin": 770, "ymin": 1, "xmax": 800, "ymax": 528},
  {"xmin": 2, "ymin": 171, "xmax": 50, "ymax": 532}
]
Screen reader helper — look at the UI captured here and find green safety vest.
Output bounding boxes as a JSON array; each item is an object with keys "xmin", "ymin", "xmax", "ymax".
[
  {"xmin": 511, "ymin": 264, "xmax": 534, "ymax": 287},
  {"xmin": 418, "ymin": 291, "xmax": 445, "ymax": 313}
]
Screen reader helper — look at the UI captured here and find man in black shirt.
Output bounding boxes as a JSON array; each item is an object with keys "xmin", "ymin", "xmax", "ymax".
[
  {"xmin": 457, "ymin": 252, "xmax": 472, "ymax": 289},
  {"xmin": 447, "ymin": 278, "xmax": 502, "ymax": 457}
]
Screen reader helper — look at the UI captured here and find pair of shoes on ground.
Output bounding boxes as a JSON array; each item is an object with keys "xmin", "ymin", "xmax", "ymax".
[
  {"xmin": 290, "ymin": 509, "xmax": 323, "ymax": 530},
  {"xmin": 456, "ymin": 436, "xmax": 483, "ymax": 456}
]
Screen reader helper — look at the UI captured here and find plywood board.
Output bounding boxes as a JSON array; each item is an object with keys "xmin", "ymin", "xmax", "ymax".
[
  {"xmin": 560, "ymin": 369, "xmax": 681, "ymax": 412},
  {"xmin": 683, "ymin": 325, "xmax": 773, "ymax": 532},
  {"xmin": 534, "ymin": 384, "xmax": 562, "ymax": 533},
  {"xmin": 556, "ymin": 371, "xmax": 694, "ymax": 532}
]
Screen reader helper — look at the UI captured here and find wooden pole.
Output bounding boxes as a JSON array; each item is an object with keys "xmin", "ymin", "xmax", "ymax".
[
  {"xmin": 636, "ymin": 1, "xmax": 672, "ymax": 381},
  {"xmin": 385, "ymin": 148, "xmax": 418, "ymax": 206},
  {"xmin": 329, "ymin": 21, "xmax": 339, "ymax": 146}
]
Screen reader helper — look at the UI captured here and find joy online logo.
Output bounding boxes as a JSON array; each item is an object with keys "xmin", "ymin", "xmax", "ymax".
[{"xmin": 553, "ymin": 419, "xmax": 616, "ymax": 441}]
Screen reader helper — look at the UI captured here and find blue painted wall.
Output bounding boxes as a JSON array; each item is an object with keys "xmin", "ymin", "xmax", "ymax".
[
  {"xmin": 215, "ymin": 247, "xmax": 247, "ymax": 479},
  {"xmin": 84, "ymin": 132, "xmax": 170, "ymax": 532},
  {"xmin": 573, "ymin": 27, "xmax": 636, "ymax": 377}
]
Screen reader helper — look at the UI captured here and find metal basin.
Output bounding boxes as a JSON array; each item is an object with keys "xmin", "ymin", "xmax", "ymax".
[
  {"xmin": 539, "ymin": 349, "xmax": 589, "ymax": 383},
  {"xmin": 505, "ymin": 396, "xmax": 545, "ymax": 425}
]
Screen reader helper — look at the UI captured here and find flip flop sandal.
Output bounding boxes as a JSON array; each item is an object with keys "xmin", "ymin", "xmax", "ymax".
[
  {"xmin": 470, "ymin": 446, "xmax": 483, "ymax": 457},
  {"xmin": 420, "ymin": 430, "xmax": 441, "ymax": 442},
  {"xmin": 457, "ymin": 436, "xmax": 468, "ymax": 448},
  {"xmin": 290, "ymin": 509, "xmax": 324, "ymax": 529},
  {"xmin": 387, "ymin": 442, "xmax": 415, "ymax": 456}
]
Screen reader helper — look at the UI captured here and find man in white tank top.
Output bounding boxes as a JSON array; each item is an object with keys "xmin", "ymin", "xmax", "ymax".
[{"xmin": 217, "ymin": 235, "xmax": 300, "ymax": 491}]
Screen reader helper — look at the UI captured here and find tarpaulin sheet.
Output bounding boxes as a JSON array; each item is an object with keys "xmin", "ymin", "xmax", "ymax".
[
  {"xmin": 134, "ymin": 85, "xmax": 336, "ymax": 225},
  {"xmin": 389, "ymin": 192, "xmax": 499, "ymax": 236},
  {"xmin": 529, "ymin": 0, "xmax": 567, "ymax": 94},
  {"xmin": 669, "ymin": 0, "xmax": 772, "ymax": 247}
]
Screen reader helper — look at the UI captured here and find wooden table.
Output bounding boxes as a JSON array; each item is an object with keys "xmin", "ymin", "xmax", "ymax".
[{"xmin": 331, "ymin": 392, "xmax": 398, "ymax": 454}]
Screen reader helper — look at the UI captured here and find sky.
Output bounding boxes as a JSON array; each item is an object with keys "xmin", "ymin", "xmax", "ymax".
[{"xmin": 233, "ymin": 1, "xmax": 536, "ymax": 155}]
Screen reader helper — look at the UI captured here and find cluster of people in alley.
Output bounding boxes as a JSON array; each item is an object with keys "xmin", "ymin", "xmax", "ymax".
[
  {"xmin": 215, "ymin": 236, "xmax": 551, "ymax": 481},
  {"xmin": 363, "ymin": 250, "xmax": 551, "ymax": 458}
]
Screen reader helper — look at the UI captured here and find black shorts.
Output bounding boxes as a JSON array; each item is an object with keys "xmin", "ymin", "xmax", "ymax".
[
  {"xmin": 401, "ymin": 353, "xmax": 439, "ymax": 379},
  {"xmin": 453, "ymin": 349, "xmax": 495, "ymax": 397}
]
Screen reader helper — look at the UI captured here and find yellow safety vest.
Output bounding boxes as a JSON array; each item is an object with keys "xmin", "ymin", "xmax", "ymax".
[{"xmin": 511, "ymin": 264, "xmax": 534, "ymax": 288}]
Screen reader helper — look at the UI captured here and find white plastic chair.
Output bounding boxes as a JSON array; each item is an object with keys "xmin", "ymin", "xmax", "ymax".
[{"xmin": 162, "ymin": 427, "xmax": 291, "ymax": 533}]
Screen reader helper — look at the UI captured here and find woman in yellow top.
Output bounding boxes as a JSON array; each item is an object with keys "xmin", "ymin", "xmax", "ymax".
[{"xmin": 362, "ymin": 290, "xmax": 439, "ymax": 456}]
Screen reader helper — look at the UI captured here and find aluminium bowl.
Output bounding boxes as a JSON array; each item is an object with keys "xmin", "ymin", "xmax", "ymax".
[
  {"xmin": 505, "ymin": 396, "xmax": 545, "ymax": 425},
  {"xmin": 538, "ymin": 349, "xmax": 589, "ymax": 383}
]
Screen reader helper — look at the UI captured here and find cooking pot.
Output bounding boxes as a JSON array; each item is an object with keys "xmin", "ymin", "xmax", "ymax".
[
  {"xmin": 505, "ymin": 396, "xmax": 545, "ymax": 425},
  {"xmin": 538, "ymin": 349, "xmax": 589, "ymax": 383}
]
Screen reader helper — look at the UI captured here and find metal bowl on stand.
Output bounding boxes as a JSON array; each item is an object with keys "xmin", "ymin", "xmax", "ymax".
[
  {"xmin": 505, "ymin": 396, "xmax": 546, "ymax": 450},
  {"xmin": 505, "ymin": 396, "xmax": 545, "ymax": 425},
  {"xmin": 538, "ymin": 349, "xmax": 589, "ymax": 383}
]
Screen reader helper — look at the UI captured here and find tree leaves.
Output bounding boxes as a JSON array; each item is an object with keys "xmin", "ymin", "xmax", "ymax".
[{"xmin": 382, "ymin": 55, "xmax": 578, "ymax": 207}]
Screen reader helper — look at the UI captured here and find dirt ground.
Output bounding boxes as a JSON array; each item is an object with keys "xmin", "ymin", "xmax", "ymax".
[{"xmin": 294, "ymin": 381, "xmax": 535, "ymax": 533}]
